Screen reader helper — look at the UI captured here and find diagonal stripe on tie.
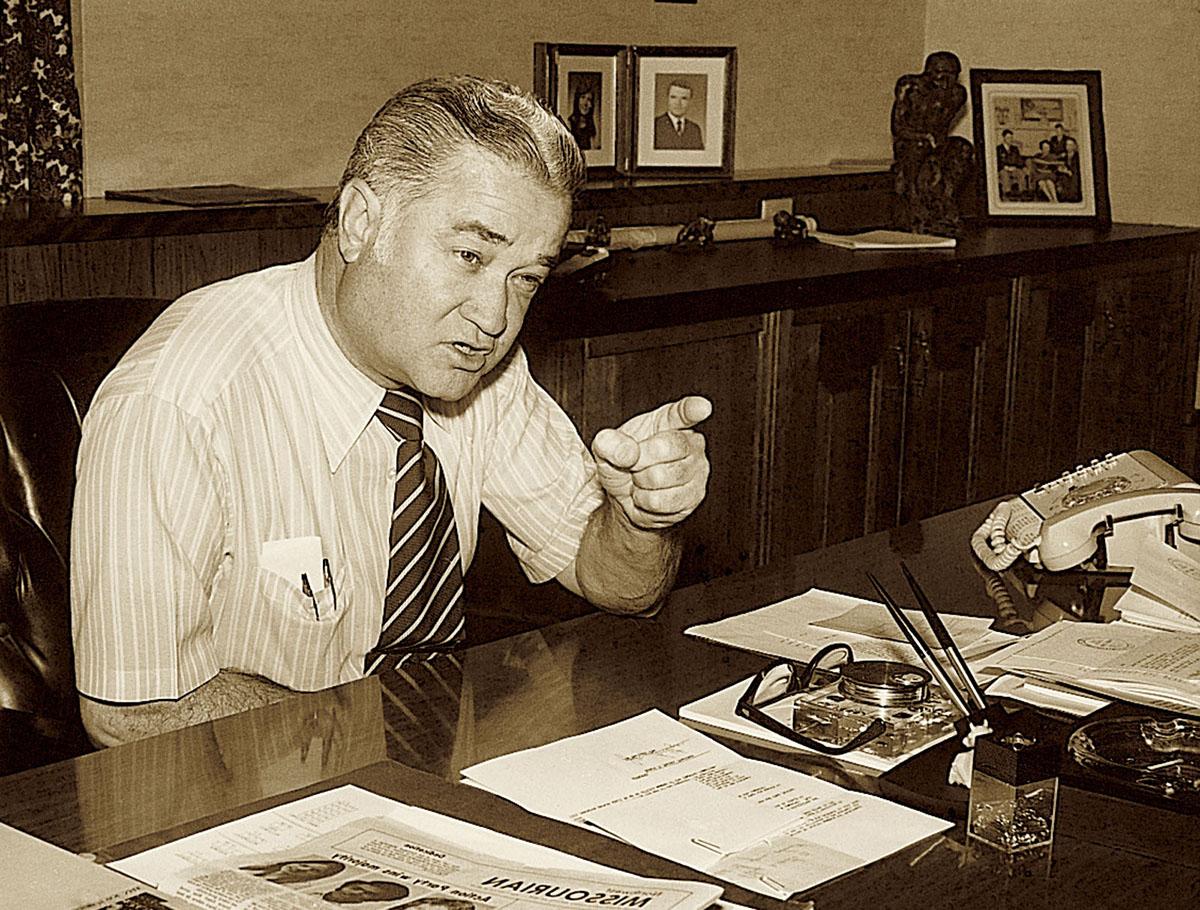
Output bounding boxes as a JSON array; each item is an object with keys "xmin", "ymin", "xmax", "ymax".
[{"xmin": 367, "ymin": 389, "xmax": 465, "ymax": 673}]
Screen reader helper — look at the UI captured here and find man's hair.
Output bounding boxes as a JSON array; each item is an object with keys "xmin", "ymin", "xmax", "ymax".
[
  {"xmin": 323, "ymin": 74, "xmax": 585, "ymax": 235},
  {"xmin": 668, "ymin": 79, "xmax": 693, "ymax": 97}
]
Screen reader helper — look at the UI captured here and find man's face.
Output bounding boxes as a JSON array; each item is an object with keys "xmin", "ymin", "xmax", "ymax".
[
  {"xmin": 324, "ymin": 882, "xmax": 402, "ymax": 903},
  {"xmin": 327, "ymin": 148, "xmax": 570, "ymax": 401},
  {"xmin": 666, "ymin": 85, "xmax": 692, "ymax": 118}
]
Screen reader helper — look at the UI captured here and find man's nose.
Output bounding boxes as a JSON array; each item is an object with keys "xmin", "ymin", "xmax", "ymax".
[{"xmin": 460, "ymin": 280, "xmax": 509, "ymax": 338}]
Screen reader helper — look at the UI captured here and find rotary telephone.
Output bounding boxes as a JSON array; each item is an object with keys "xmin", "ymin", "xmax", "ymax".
[{"xmin": 972, "ymin": 450, "xmax": 1200, "ymax": 573}]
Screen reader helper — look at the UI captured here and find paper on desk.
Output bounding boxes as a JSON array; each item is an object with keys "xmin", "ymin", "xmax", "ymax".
[
  {"xmin": 1114, "ymin": 586, "xmax": 1200, "ymax": 633},
  {"xmin": 686, "ymin": 589, "xmax": 1014, "ymax": 667},
  {"xmin": 811, "ymin": 601, "xmax": 992, "ymax": 648},
  {"xmin": 113, "ymin": 785, "xmax": 728, "ymax": 910},
  {"xmin": 983, "ymin": 673, "xmax": 1110, "ymax": 716},
  {"xmin": 461, "ymin": 710, "xmax": 950, "ymax": 899},
  {"xmin": 983, "ymin": 621, "xmax": 1200, "ymax": 715},
  {"xmin": 1126, "ymin": 536, "xmax": 1200, "ymax": 624},
  {"xmin": 1, "ymin": 821, "xmax": 200, "ymax": 910}
]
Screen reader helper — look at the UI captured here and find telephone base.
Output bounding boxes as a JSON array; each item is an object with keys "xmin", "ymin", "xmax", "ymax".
[{"xmin": 1008, "ymin": 560, "xmax": 1129, "ymax": 629}]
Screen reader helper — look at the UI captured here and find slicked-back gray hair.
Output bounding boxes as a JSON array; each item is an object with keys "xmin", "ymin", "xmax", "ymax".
[{"xmin": 323, "ymin": 74, "xmax": 585, "ymax": 235}]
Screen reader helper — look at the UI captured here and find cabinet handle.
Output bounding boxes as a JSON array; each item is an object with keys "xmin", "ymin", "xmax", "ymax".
[
  {"xmin": 910, "ymin": 329, "xmax": 930, "ymax": 394},
  {"xmin": 883, "ymin": 341, "xmax": 906, "ymax": 394}
]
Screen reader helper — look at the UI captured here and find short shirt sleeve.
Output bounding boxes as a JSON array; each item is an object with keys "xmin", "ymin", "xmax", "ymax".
[
  {"xmin": 71, "ymin": 392, "xmax": 226, "ymax": 701},
  {"xmin": 479, "ymin": 348, "xmax": 603, "ymax": 583}
]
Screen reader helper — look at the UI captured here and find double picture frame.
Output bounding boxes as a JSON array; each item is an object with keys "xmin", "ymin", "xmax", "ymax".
[
  {"xmin": 534, "ymin": 43, "xmax": 737, "ymax": 178},
  {"xmin": 969, "ymin": 68, "xmax": 1110, "ymax": 225}
]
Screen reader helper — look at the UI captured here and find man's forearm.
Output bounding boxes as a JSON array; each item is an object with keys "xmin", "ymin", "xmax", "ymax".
[
  {"xmin": 572, "ymin": 496, "xmax": 683, "ymax": 615},
  {"xmin": 79, "ymin": 669, "xmax": 295, "ymax": 748}
]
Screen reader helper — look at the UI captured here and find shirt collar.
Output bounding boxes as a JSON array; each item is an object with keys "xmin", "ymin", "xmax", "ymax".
[{"xmin": 288, "ymin": 253, "xmax": 387, "ymax": 472}]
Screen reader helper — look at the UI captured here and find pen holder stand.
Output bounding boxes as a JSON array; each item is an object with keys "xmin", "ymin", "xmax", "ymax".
[{"xmin": 967, "ymin": 708, "xmax": 1060, "ymax": 854}]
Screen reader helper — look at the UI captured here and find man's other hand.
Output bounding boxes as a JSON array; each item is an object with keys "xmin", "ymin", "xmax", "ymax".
[{"xmin": 590, "ymin": 395, "xmax": 712, "ymax": 530}]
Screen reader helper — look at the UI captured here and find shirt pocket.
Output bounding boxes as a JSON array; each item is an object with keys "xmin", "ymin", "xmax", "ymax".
[{"xmin": 255, "ymin": 564, "xmax": 354, "ymax": 691}]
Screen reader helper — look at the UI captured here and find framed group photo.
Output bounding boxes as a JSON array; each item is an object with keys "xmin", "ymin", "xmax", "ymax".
[
  {"xmin": 629, "ymin": 45, "xmax": 736, "ymax": 176},
  {"xmin": 534, "ymin": 43, "xmax": 625, "ymax": 175},
  {"xmin": 969, "ymin": 68, "xmax": 1110, "ymax": 224}
]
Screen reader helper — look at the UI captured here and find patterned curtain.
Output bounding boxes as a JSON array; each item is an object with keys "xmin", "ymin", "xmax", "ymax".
[{"xmin": 0, "ymin": 0, "xmax": 82, "ymax": 206}]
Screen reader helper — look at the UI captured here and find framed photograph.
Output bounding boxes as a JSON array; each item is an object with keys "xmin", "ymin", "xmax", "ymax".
[
  {"xmin": 628, "ymin": 45, "xmax": 736, "ymax": 176},
  {"xmin": 969, "ymin": 68, "xmax": 1110, "ymax": 224},
  {"xmin": 534, "ymin": 43, "xmax": 625, "ymax": 175}
]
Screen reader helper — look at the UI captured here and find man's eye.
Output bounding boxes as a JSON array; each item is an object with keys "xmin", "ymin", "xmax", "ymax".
[{"xmin": 457, "ymin": 250, "xmax": 483, "ymax": 266}]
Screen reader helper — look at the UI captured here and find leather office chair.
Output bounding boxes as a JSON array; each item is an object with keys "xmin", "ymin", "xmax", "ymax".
[{"xmin": 0, "ymin": 296, "xmax": 172, "ymax": 774}]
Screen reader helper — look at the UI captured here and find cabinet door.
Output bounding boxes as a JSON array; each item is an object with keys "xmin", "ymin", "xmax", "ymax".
[
  {"xmin": 899, "ymin": 282, "xmax": 1011, "ymax": 524},
  {"xmin": 579, "ymin": 316, "xmax": 769, "ymax": 584},
  {"xmin": 1007, "ymin": 254, "xmax": 1199, "ymax": 489},
  {"xmin": 771, "ymin": 304, "xmax": 908, "ymax": 557}
]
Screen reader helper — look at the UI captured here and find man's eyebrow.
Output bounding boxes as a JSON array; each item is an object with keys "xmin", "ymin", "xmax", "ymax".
[
  {"xmin": 453, "ymin": 220, "xmax": 510, "ymax": 247},
  {"xmin": 453, "ymin": 220, "xmax": 559, "ymax": 269}
]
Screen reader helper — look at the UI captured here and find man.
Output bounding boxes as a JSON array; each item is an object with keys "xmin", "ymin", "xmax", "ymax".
[
  {"xmin": 1047, "ymin": 122, "xmax": 1071, "ymax": 156},
  {"xmin": 995, "ymin": 129, "xmax": 1025, "ymax": 198},
  {"xmin": 72, "ymin": 75, "xmax": 711, "ymax": 747},
  {"xmin": 652, "ymin": 80, "xmax": 704, "ymax": 150}
]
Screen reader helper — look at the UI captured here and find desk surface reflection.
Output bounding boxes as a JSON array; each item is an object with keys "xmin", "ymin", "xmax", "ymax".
[{"xmin": 1, "ymin": 502, "xmax": 1197, "ymax": 909}]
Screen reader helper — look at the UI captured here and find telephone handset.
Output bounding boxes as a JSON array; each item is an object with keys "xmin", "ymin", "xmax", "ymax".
[{"xmin": 972, "ymin": 451, "xmax": 1200, "ymax": 572}]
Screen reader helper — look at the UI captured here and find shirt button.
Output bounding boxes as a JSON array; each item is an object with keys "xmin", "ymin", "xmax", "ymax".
[{"xmin": 387, "ymin": 469, "xmax": 398, "ymax": 481}]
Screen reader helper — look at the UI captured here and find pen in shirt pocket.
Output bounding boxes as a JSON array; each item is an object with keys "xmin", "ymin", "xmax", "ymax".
[{"xmin": 300, "ymin": 558, "xmax": 338, "ymax": 620}]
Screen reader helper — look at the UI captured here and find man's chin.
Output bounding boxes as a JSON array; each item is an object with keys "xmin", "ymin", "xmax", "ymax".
[{"xmin": 420, "ymin": 370, "xmax": 487, "ymax": 403}]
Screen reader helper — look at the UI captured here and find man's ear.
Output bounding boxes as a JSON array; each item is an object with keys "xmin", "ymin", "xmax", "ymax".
[{"xmin": 337, "ymin": 178, "xmax": 383, "ymax": 263}]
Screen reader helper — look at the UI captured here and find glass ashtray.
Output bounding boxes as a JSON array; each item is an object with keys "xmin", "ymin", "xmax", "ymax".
[{"xmin": 1067, "ymin": 715, "xmax": 1200, "ymax": 804}]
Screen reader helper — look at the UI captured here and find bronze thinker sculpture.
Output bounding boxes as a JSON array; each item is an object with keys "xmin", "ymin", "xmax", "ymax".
[{"xmin": 891, "ymin": 51, "xmax": 975, "ymax": 236}]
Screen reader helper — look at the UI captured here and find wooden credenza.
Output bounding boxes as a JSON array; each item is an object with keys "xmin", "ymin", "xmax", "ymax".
[{"xmin": 521, "ymin": 223, "xmax": 1200, "ymax": 600}]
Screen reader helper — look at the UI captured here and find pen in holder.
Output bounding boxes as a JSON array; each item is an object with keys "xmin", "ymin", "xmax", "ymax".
[{"xmin": 867, "ymin": 563, "xmax": 994, "ymax": 787}]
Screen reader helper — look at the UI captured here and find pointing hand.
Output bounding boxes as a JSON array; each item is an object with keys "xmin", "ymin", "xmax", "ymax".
[{"xmin": 590, "ymin": 396, "xmax": 712, "ymax": 530}]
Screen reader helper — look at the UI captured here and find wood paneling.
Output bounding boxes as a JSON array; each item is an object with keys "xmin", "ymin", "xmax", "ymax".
[
  {"xmin": 5, "ymin": 244, "xmax": 62, "ymax": 303},
  {"xmin": 60, "ymin": 238, "xmax": 155, "ymax": 298},
  {"xmin": 579, "ymin": 316, "xmax": 768, "ymax": 583}
]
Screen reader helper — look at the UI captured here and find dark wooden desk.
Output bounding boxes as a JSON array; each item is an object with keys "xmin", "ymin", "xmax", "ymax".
[{"xmin": 2, "ymin": 501, "xmax": 1197, "ymax": 908}]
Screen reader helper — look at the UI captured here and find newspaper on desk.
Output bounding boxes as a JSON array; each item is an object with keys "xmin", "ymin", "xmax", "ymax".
[
  {"xmin": 461, "ymin": 710, "xmax": 950, "ymax": 900},
  {"xmin": 110, "ymin": 785, "xmax": 723, "ymax": 910}
]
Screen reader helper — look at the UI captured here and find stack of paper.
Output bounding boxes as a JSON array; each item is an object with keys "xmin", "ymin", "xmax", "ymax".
[
  {"xmin": 1116, "ymin": 535, "xmax": 1200, "ymax": 632},
  {"xmin": 983, "ymin": 622, "xmax": 1200, "ymax": 716},
  {"xmin": 461, "ymin": 710, "xmax": 950, "ymax": 900}
]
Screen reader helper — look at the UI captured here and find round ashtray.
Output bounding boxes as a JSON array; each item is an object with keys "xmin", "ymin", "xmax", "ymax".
[{"xmin": 1068, "ymin": 716, "xmax": 1200, "ymax": 804}]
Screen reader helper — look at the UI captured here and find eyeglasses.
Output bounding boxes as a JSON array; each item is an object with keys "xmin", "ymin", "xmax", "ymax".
[{"xmin": 734, "ymin": 643, "xmax": 887, "ymax": 756}]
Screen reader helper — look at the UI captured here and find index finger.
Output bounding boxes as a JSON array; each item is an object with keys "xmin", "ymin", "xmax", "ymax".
[{"xmin": 658, "ymin": 395, "xmax": 712, "ymax": 432}]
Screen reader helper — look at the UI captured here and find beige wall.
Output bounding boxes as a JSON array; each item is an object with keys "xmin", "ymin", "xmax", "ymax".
[
  {"xmin": 76, "ymin": 1, "xmax": 1198, "ymax": 227},
  {"xmin": 926, "ymin": 0, "xmax": 1200, "ymax": 226},
  {"xmin": 76, "ymin": 0, "xmax": 923, "ymax": 196}
]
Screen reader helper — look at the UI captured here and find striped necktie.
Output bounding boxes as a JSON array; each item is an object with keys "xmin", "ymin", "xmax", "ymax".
[{"xmin": 366, "ymin": 389, "xmax": 465, "ymax": 675}]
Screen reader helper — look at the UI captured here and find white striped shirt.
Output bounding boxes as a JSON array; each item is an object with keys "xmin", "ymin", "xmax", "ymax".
[{"xmin": 71, "ymin": 255, "xmax": 602, "ymax": 701}]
